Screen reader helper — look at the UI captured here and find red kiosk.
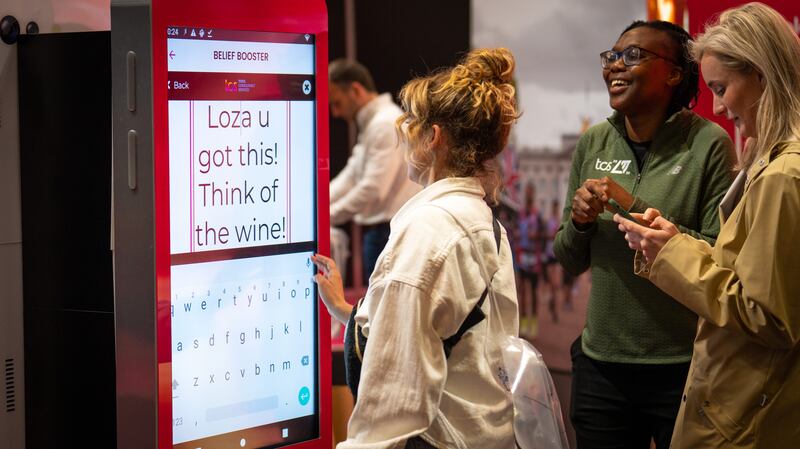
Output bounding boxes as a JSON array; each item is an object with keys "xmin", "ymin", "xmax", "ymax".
[{"xmin": 111, "ymin": 1, "xmax": 330, "ymax": 448}]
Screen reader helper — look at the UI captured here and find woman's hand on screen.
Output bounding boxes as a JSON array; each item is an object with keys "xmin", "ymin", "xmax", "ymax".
[{"xmin": 311, "ymin": 253, "xmax": 352, "ymax": 324}]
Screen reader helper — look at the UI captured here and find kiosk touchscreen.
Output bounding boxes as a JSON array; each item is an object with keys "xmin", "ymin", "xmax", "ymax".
[
  {"xmin": 111, "ymin": 2, "xmax": 329, "ymax": 449},
  {"xmin": 166, "ymin": 28, "xmax": 318, "ymax": 449}
]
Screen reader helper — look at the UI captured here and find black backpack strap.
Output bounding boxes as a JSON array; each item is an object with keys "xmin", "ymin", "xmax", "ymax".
[
  {"xmin": 344, "ymin": 299, "xmax": 368, "ymax": 400},
  {"xmin": 442, "ymin": 218, "xmax": 502, "ymax": 359},
  {"xmin": 493, "ymin": 216, "xmax": 501, "ymax": 250}
]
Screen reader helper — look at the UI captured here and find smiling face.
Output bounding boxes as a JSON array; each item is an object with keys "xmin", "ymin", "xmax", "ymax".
[
  {"xmin": 700, "ymin": 53, "xmax": 764, "ymax": 139},
  {"xmin": 604, "ymin": 27, "xmax": 682, "ymax": 117}
]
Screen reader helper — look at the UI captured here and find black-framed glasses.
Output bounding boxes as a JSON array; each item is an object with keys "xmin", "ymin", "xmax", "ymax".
[{"xmin": 600, "ymin": 46, "xmax": 679, "ymax": 69}]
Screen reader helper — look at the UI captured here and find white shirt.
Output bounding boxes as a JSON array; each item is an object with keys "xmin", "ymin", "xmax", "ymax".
[
  {"xmin": 338, "ymin": 177, "xmax": 519, "ymax": 449},
  {"xmin": 330, "ymin": 93, "xmax": 422, "ymax": 226}
]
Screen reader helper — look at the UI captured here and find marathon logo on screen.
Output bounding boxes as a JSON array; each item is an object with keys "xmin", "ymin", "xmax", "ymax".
[
  {"xmin": 213, "ymin": 50, "xmax": 269, "ymax": 61},
  {"xmin": 225, "ymin": 79, "xmax": 256, "ymax": 93}
]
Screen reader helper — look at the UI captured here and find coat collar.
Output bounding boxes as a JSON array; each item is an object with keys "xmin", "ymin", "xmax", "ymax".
[
  {"xmin": 746, "ymin": 141, "xmax": 800, "ymax": 182},
  {"xmin": 719, "ymin": 142, "xmax": 800, "ymax": 222},
  {"xmin": 392, "ymin": 177, "xmax": 485, "ymax": 227},
  {"xmin": 607, "ymin": 108, "xmax": 693, "ymax": 147},
  {"xmin": 355, "ymin": 93, "xmax": 394, "ymax": 131}
]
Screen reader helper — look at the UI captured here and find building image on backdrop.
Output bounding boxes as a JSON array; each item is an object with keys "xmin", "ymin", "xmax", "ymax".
[{"xmin": 471, "ymin": 0, "xmax": 646, "ymax": 345}]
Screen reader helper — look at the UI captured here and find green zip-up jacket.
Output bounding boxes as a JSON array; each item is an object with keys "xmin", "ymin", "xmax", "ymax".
[{"xmin": 554, "ymin": 109, "xmax": 736, "ymax": 364}]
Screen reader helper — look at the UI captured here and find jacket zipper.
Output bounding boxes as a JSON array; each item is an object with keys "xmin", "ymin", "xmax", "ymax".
[{"xmin": 631, "ymin": 150, "xmax": 651, "ymax": 197}]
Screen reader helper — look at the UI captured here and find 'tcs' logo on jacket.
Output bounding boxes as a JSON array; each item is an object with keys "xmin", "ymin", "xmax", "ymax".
[{"xmin": 595, "ymin": 158, "xmax": 632, "ymax": 175}]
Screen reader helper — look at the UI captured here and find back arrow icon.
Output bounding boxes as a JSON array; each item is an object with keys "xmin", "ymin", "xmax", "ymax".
[{"xmin": 169, "ymin": 50, "xmax": 175, "ymax": 60}]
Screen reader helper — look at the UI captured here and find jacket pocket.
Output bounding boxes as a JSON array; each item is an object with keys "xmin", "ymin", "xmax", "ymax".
[
  {"xmin": 699, "ymin": 399, "xmax": 753, "ymax": 444},
  {"xmin": 688, "ymin": 347, "xmax": 776, "ymax": 445}
]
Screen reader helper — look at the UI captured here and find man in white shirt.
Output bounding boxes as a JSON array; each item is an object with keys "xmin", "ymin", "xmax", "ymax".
[{"xmin": 328, "ymin": 59, "xmax": 421, "ymax": 281}]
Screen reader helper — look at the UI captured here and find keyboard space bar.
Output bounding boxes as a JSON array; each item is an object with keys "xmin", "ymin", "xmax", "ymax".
[{"xmin": 205, "ymin": 396, "xmax": 279, "ymax": 421}]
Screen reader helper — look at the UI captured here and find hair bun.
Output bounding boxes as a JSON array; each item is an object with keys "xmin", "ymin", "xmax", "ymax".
[
  {"xmin": 397, "ymin": 47, "xmax": 519, "ymax": 205},
  {"xmin": 463, "ymin": 47, "xmax": 515, "ymax": 84}
]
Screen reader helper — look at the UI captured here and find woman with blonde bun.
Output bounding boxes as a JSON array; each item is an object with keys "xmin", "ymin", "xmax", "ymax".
[
  {"xmin": 313, "ymin": 48, "xmax": 520, "ymax": 449},
  {"xmin": 616, "ymin": 3, "xmax": 800, "ymax": 447}
]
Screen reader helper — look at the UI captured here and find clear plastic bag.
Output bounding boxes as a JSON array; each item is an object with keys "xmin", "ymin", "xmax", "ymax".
[
  {"xmin": 498, "ymin": 335, "xmax": 570, "ymax": 449},
  {"xmin": 432, "ymin": 206, "xmax": 570, "ymax": 449}
]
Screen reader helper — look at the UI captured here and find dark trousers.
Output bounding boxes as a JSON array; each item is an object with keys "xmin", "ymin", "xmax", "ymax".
[
  {"xmin": 570, "ymin": 337, "xmax": 689, "ymax": 449},
  {"xmin": 362, "ymin": 222, "xmax": 391, "ymax": 281}
]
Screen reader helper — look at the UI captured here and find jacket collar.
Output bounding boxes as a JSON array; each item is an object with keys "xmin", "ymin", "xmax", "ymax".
[
  {"xmin": 392, "ymin": 177, "xmax": 485, "ymax": 227},
  {"xmin": 355, "ymin": 93, "xmax": 393, "ymax": 130},
  {"xmin": 607, "ymin": 108, "xmax": 692, "ymax": 146},
  {"xmin": 746, "ymin": 141, "xmax": 800, "ymax": 182}
]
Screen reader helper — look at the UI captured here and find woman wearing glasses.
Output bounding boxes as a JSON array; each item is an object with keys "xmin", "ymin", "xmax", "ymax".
[
  {"xmin": 553, "ymin": 21, "xmax": 735, "ymax": 449},
  {"xmin": 616, "ymin": 4, "xmax": 800, "ymax": 447}
]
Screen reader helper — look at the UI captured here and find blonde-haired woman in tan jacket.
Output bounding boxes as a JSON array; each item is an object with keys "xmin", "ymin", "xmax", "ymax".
[{"xmin": 615, "ymin": 3, "xmax": 800, "ymax": 448}]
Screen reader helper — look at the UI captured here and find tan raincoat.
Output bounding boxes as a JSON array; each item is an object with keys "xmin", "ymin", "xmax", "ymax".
[{"xmin": 639, "ymin": 142, "xmax": 800, "ymax": 448}]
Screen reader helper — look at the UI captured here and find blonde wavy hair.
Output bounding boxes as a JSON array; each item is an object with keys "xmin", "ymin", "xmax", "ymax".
[
  {"xmin": 396, "ymin": 48, "xmax": 519, "ymax": 204},
  {"xmin": 690, "ymin": 2, "xmax": 800, "ymax": 168}
]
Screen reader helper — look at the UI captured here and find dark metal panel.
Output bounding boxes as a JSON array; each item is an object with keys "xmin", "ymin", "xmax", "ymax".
[
  {"xmin": 18, "ymin": 31, "xmax": 114, "ymax": 313},
  {"xmin": 17, "ymin": 30, "xmax": 116, "ymax": 449},
  {"xmin": 111, "ymin": 2, "xmax": 158, "ymax": 449}
]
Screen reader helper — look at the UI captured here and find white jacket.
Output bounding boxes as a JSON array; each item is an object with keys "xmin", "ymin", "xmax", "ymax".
[
  {"xmin": 330, "ymin": 93, "xmax": 421, "ymax": 225},
  {"xmin": 339, "ymin": 177, "xmax": 519, "ymax": 449}
]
